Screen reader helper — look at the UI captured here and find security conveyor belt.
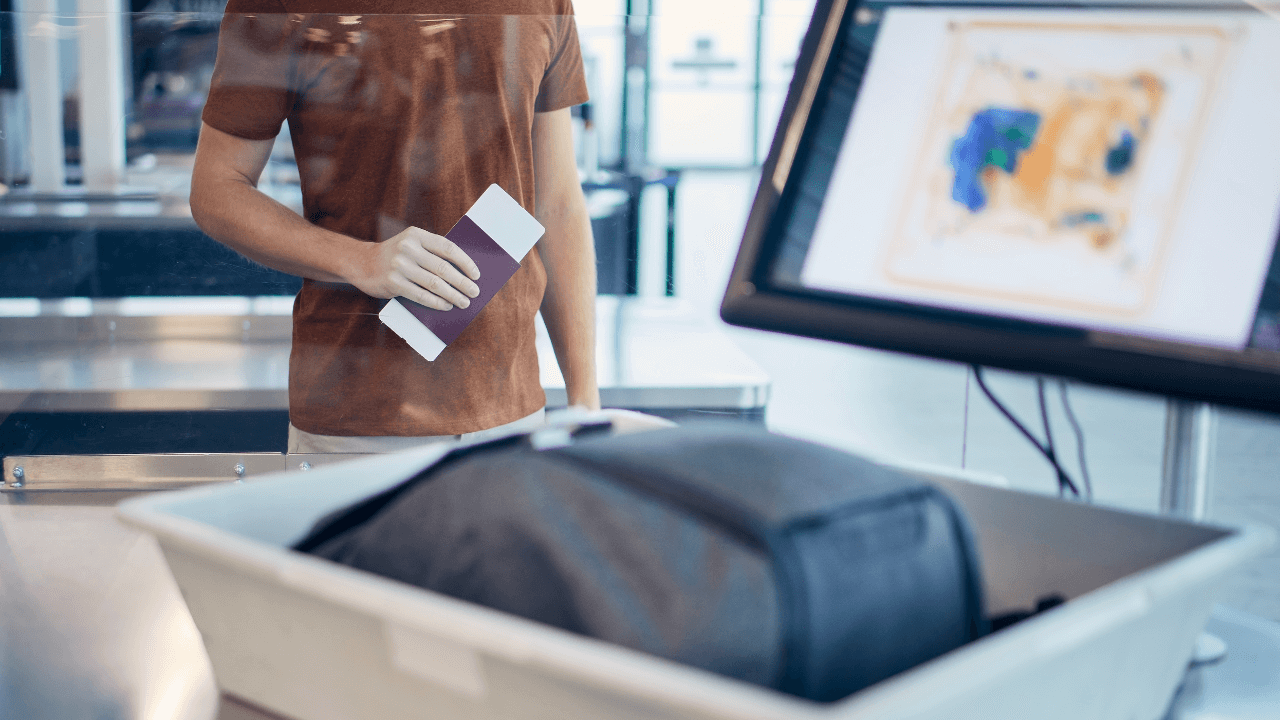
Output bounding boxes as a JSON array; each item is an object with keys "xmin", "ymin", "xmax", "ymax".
[{"xmin": 0, "ymin": 295, "xmax": 771, "ymax": 457}]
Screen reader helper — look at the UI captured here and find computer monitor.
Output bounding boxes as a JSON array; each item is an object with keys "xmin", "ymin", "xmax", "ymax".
[{"xmin": 722, "ymin": 0, "xmax": 1280, "ymax": 413}]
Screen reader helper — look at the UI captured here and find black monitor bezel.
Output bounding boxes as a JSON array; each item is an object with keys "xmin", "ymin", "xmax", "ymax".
[{"xmin": 721, "ymin": 0, "xmax": 1280, "ymax": 414}]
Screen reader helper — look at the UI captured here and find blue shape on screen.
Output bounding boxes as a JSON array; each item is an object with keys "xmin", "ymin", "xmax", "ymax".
[
  {"xmin": 950, "ymin": 108, "xmax": 1041, "ymax": 212},
  {"xmin": 1105, "ymin": 130, "xmax": 1136, "ymax": 176}
]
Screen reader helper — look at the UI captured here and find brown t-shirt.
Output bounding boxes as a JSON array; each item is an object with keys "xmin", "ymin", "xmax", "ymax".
[{"xmin": 203, "ymin": 0, "xmax": 589, "ymax": 435}]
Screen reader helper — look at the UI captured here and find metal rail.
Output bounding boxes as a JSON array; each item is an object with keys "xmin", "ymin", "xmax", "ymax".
[{"xmin": 2, "ymin": 452, "xmax": 364, "ymax": 492}]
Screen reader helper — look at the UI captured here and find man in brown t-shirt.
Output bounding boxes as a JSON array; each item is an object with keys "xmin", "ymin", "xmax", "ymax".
[{"xmin": 190, "ymin": 0, "xmax": 599, "ymax": 449}]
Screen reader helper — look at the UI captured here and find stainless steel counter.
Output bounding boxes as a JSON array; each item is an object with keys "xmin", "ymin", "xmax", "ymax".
[
  {"xmin": 0, "ymin": 175, "xmax": 643, "ymax": 297},
  {"xmin": 0, "ymin": 496, "xmax": 220, "ymax": 719},
  {"xmin": 0, "ymin": 295, "xmax": 769, "ymax": 415},
  {"xmin": 0, "ymin": 194, "xmax": 208, "ymax": 231},
  {"xmin": 0, "ymin": 487, "xmax": 323, "ymax": 720},
  {"xmin": 0, "ymin": 446, "xmax": 411, "ymax": 720}
]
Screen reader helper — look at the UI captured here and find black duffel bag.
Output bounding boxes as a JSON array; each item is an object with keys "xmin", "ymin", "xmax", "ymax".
[{"xmin": 294, "ymin": 422, "xmax": 988, "ymax": 702}]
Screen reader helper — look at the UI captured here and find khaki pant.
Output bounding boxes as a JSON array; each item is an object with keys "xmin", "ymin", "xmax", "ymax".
[{"xmin": 287, "ymin": 408, "xmax": 547, "ymax": 454}]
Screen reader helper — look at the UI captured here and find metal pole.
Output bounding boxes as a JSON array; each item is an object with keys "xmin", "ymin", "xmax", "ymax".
[
  {"xmin": 621, "ymin": 0, "xmax": 649, "ymax": 174},
  {"xmin": 18, "ymin": 0, "xmax": 65, "ymax": 192},
  {"xmin": 750, "ymin": 0, "xmax": 764, "ymax": 166},
  {"xmin": 665, "ymin": 177, "xmax": 676, "ymax": 296},
  {"xmin": 1160, "ymin": 399, "xmax": 1217, "ymax": 521},
  {"xmin": 76, "ymin": 0, "xmax": 127, "ymax": 191},
  {"xmin": 1160, "ymin": 399, "xmax": 1228, "ymax": 667}
]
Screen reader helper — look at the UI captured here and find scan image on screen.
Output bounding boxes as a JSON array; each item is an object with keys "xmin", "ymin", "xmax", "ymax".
[
  {"xmin": 801, "ymin": 8, "xmax": 1280, "ymax": 349},
  {"xmin": 888, "ymin": 20, "xmax": 1226, "ymax": 316}
]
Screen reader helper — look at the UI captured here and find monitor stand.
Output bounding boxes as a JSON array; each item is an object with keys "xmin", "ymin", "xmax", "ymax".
[
  {"xmin": 1161, "ymin": 400, "xmax": 1227, "ymax": 667},
  {"xmin": 1161, "ymin": 400, "xmax": 1217, "ymax": 522}
]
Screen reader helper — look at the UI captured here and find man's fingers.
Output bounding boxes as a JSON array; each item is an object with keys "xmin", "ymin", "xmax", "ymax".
[
  {"xmin": 399, "ymin": 235, "xmax": 481, "ymax": 297},
  {"xmin": 404, "ymin": 242, "xmax": 480, "ymax": 298},
  {"xmin": 397, "ymin": 259, "xmax": 473, "ymax": 309},
  {"xmin": 427, "ymin": 254, "xmax": 481, "ymax": 298},
  {"xmin": 420, "ymin": 232, "xmax": 482, "ymax": 282},
  {"xmin": 391, "ymin": 275, "xmax": 453, "ymax": 311},
  {"xmin": 379, "ymin": 229, "xmax": 482, "ymax": 311}
]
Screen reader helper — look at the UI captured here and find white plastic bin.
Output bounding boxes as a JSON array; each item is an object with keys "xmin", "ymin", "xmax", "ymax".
[{"xmin": 118, "ymin": 440, "xmax": 1273, "ymax": 720}]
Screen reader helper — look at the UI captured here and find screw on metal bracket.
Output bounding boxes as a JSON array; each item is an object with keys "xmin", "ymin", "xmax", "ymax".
[
  {"xmin": 234, "ymin": 463, "xmax": 246, "ymax": 477},
  {"xmin": 11, "ymin": 466, "xmax": 25, "ymax": 488},
  {"xmin": 299, "ymin": 462, "xmax": 312, "ymax": 471}
]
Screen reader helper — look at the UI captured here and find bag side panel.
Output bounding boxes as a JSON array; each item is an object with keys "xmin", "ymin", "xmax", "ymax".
[{"xmin": 785, "ymin": 489, "xmax": 984, "ymax": 701}]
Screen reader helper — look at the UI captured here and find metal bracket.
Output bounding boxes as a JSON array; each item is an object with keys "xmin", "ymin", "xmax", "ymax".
[{"xmin": 1, "ymin": 452, "xmax": 364, "ymax": 492}]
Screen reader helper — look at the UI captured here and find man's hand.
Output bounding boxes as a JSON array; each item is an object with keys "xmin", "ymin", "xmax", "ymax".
[
  {"xmin": 191, "ymin": 123, "xmax": 482, "ymax": 310},
  {"xmin": 352, "ymin": 228, "xmax": 482, "ymax": 311}
]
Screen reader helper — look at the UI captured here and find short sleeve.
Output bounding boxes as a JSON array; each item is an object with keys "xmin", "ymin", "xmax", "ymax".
[
  {"xmin": 202, "ymin": 0, "xmax": 300, "ymax": 140},
  {"xmin": 534, "ymin": 1, "xmax": 590, "ymax": 113}
]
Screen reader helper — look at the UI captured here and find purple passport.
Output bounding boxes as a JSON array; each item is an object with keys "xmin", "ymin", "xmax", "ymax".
[{"xmin": 379, "ymin": 185, "xmax": 545, "ymax": 360}]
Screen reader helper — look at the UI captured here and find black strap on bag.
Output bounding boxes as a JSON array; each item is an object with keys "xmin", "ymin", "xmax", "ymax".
[
  {"xmin": 293, "ymin": 421, "xmax": 615, "ymax": 553},
  {"xmin": 293, "ymin": 433, "xmax": 529, "ymax": 553}
]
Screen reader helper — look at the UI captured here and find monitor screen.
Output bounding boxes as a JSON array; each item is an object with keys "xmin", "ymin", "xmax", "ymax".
[{"xmin": 723, "ymin": 0, "xmax": 1280, "ymax": 412}]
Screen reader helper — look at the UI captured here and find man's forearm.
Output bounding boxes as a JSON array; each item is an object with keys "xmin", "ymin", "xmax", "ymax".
[
  {"xmin": 533, "ymin": 107, "xmax": 600, "ymax": 410},
  {"xmin": 190, "ymin": 123, "xmax": 371, "ymax": 286},
  {"xmin": 537, "ymin": 191, "xmax": 601, "ymax": 410},
  {"xmin": 192, "ymin": 175, "xmax": 368, "ymax": 284}
]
